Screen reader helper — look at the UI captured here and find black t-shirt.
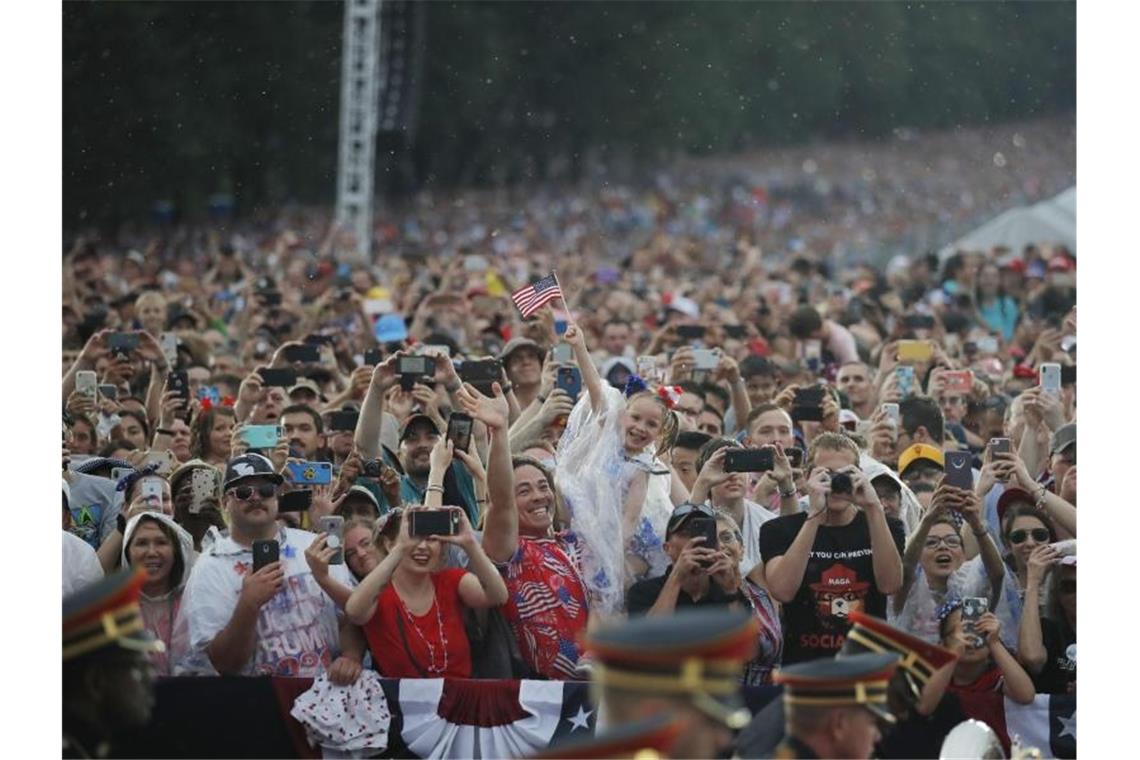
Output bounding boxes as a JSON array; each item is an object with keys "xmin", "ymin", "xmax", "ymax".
[
  {"xmin": 1031, "ymin": 616, "xmax": 1076, "ymax": 695},
  {"xmin": 626, "ymin": 567, "xmax": 750, "ymax": 616},
  {"xmin": 759, "ymin": 510, "xmax": 906, "ymax": 664}
]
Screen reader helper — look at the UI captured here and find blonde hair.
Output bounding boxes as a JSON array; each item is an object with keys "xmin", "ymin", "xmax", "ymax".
[
  {"xmin": 626, "ymin": 391, "xmax": 680, "ymax": 457},
  {"xmin": 807, "ymin": 431, "xmax": 860, "ymax": 469}
]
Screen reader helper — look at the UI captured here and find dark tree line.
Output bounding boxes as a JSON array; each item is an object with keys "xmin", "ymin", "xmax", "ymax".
[{"xmin": 64, "ymin": 1, "xmax": 1075, "ymax": 230}]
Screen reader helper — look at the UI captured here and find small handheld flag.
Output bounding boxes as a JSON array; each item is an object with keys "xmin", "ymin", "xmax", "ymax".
[{"xmin": 511, "ymin": 273, "xmax": 564, "ymax": 318}]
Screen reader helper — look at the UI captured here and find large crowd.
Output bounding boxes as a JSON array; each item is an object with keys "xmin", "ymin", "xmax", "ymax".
[{"xmin": 61, "ymin": 120, "xmax": 1076, "ymax": 759}]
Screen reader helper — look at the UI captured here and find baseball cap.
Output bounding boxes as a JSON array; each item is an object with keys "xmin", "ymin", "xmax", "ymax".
[
  {"xmin": 1050, "ymin": 423, "xmax": 1076, "ymax": 456},
  {"xmin": 223, "ymin": 453, "xmax": 284, "ymax": 490},
  {"xmin": 665, "ymin": 502, "xmax": 716, "ymax": 539},
  {"xmin": 345, "ymin": 485, "xmax": 380, "ymax": 511},
  {"xmin": 287, "ymin": 377, "xmax": 323, "ymax": 400},
  {"xmin": 499, "ymin": 336, "xmax": 543, "ymax": 364},
  {"xmin": 666, "ymin": 295, "xmax": 700, "ymax": 319},
  {"xmin": 897, "ymin": 444, "xmax": 945, "ymax": 476},
  {"xmin": 398, "ymin": 413, "xmax": 441, "ymax": 442},
  {"xmin": 997, "ymin": 487, "xmax": 1036, "ymax": 524}
]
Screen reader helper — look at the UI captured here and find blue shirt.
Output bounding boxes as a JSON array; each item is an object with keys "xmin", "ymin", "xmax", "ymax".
[{"xmin": 979, "ymin": 296, "xmax": 1020, "ymax": 341}]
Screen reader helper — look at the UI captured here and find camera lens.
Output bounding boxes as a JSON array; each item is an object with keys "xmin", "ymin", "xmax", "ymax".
[{"xmin": 830, "ymin": 472, "xmax": 854, "ymax": 495}]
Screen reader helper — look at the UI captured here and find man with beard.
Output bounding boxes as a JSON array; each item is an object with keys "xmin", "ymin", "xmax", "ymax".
[
  {"xmin": 64, "ymin": 570, "xmax": 163, "ymax": 758},
  {"xmin": 354, "ymin": 355, "xmax": 479, "ymax": 519}
]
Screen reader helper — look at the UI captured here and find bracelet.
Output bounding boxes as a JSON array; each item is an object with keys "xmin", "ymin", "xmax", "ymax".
[
  {"xmin": 1034, "ymin": 485, "xmax": 1048, "ymax": 510},
  {"xmin": 501, "ymin": 383, "xmax": 514, "ymax": 394},
  {"xmin": 425, "ymin": 485, "xmax": 444, "ymax": 494},
  {"xmin": 778, "ymin": 483, "xmax": 797, "ymax": 499}
]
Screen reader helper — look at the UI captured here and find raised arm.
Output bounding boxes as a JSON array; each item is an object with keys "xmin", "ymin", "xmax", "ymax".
[
  {"xmin": 354, "ymin": 353, "xmax": 401, "ymax": 460},
  {"xmin": 345, "ymin": 515, "xmax": 415, "ymax": 625},
  {"xmin": 562, "ymin": 322, "xmax": 606, "ymax": 416},
  {"xmin": 456, "ymin": 382, "xmax": 517, "ymax": 563},
  {"xmin": 1017, "ymin": 544, "xmax": 1060, "ymax": 675},
  {"xmin": 848, "ymin": 466, "xmax": 903, "ymax": 595}
]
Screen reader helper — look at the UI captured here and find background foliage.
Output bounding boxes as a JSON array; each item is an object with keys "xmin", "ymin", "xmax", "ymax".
[{"xmin": 63, "ymin": 1, "xmax": 1075, "ymax": 229}]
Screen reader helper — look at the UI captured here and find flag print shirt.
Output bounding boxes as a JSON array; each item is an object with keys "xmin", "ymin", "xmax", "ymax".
[{"xmin": 496, "ymin": 531, "xmax": 590, "ymax": 680}]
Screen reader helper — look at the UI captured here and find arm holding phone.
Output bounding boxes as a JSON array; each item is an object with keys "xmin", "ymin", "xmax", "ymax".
[
  {"xmin": 763, "ymin": 468, "xmax": 830, "ymax": 603},
  {"xmin": 1000, "ymin": 451, "xmax": 1077, "ymax": 537},
  {"xmin": 847, "ymin": 466, "xmax": 904, "ymax": 595},
  {"xmin": 354, "ymin": 354, "xmax": 402, "ymax": 461},
  {"xmin": 1017, "ymin": 544, "xmax": 1062, "ymax": 675},
  {"xmin": 207, "ymin": 561, "xmax": 285, "ymax": 675}
]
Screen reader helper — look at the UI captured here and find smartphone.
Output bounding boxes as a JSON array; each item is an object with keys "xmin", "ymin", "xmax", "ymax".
[
  {"xmin": 278, "ymin": 488, "xmax": 313, "ymax": 513},
  {"xmin": 976, "ymin": 336, "xmax": 999, "ymax": 355},
  {"xmin": 107, "ymin": 332, "xmax": 140, "ymax": 354},
  {"xmin": 160, "ymin": 332, "xmax": 180, "ymax": 366},
  {"xmin": 897, "ymin": 340, "xmax": 933, "ymax": 363},
  {"xmin": 636, "ymin": 355, "xmax": 658, "ymax": 382},
  {"xmin": 329, "ymin": 410, "xmax": 360, "ymax": 432},
  {"xmin": 944, "ymin": 451, "xmax": 974, "ymax": 490},
  {"xmin": 398, "ymin": 355, "xmax": 432, "ymax": 377},
  {"xmin": 318, "ymin": 515, "xmax": 346, "ymax": 564},
  {"xmin": 1061, "ymin": 365, "xmax": 1076, "ymax": 386},
  {"xmin": 676, "ymin": 325, "xmax": 707, "ymax": 341},
  {"xmin": 785, "ymin": 447, "xmax": 805, "ymax": 469},
  {"xmin": 252, "ymin": 539, "xmax": 280, "ymax": 573},
  {"xmin": 260, "ymin": 291, "xmax": 283, "ymax": 308},
  {"xmin": 420, "ymin": 344, "xmax": 452, "ymax": 359},
  {"xmin": 188, "ymin": 468, "xmax": 219, "ymax": 514},
  {"xmin": 459, "ymin": 358, "xmax": 502, "ymax": 395},
  {"xmin": 447, "ymin": 413, "xmax": 474, "ymax": 453},
  {"xmin": 556, "ymin": 366, "xmax": 582, "ymax": 403},
  {"xmin": 724, "ymin": 324, "xmax": 747, "ymax": 339},
  {"xmin": 988, "ymin": 438, "xmax": 1011, "ymax": 456},
  {"xmin": 258, "ymin": 367, "xmax": 297, "ymax": 388},
  {"xmin": 305, "ymin": 333, "xmax": 337, "ymax": 347},
  {"xmin": 723, "ymin": 447, "xmax": 774, "ymax": 473},
  {"xmin": 792, "ymin": 386, "xmax": 825, "ymax": 422},
  {"xmin": 240, "ymin": 424, "xmax": 281, "ymax": 450},
  {"xmin": 961, "ymin": 596, "xmax": 988, "ymax": 648},
  {"xmin": 691, "ymin": 349, "xmax": 718, "ymax": 371},
  {"xmin": 1039, "ymin": 363, "xmax": 1062, "ymax": 394},
  {"xmin": 903, "ymin": 314, "xmax": 936, "ymax": 330},
  {"xmin": 943, "ymin": 370, "xmax": 973, "ymax": 394},
  {"xmin": 882, "ymin": 402, "xmax": 900, "ymax": 426},
  {"xmin": 76, "ymin": 371, "xmax": 98, "ymax": 401},
  {"xmin": 363, "ymin": 348, "xmax": 384, "ymax": 366},
  {"xmin": 139, "ymin": 478, "xmax": 164, "ymax": 506},
  {"xmin": 283, "ymin": 344, "xmax": 321, "ymax": 364},
  {"xmin": 167, "ymin": 370, "xmax": 190, "ymax": 404},
  {"xmin": 286, "ymin": 461, "xmax": 333, "ymax": 485},
  {"xmin": 409, "ymin": 508, "xmax": 460, "ymax": 537},
  {"xmin": 687, "ymin": 515, "xmax": 719, "ymax": 565},
  {"xmin": 803, "ymin": 339, "xmax": 822, "ymax": 361},
  {"xmin": 143, "ymin": 449, "xmax": 176, "ymax": 476},
  {"xmin": 895, "ymin": 366, "xmax": 916, "ymax": 398},
  {"xmin": 552, "ymin": 342, "xmax": 573, "ymax": 364}
]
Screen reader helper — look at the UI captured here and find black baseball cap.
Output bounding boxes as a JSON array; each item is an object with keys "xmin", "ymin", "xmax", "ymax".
[{"xmin": 223, "ymin": 453, "xmax": 284, "ymax": 490}]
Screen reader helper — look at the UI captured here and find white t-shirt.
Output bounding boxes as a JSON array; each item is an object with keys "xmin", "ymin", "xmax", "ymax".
[
  {"xmin": 177, "ymin": 527, "xmax": 353, "ymax": 678},
  {"xmin": 63, "ymin": 530, "xmax": 104, "ymax": 597}
]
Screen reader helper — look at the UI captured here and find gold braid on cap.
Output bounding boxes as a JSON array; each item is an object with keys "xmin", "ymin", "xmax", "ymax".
[
  {"xmin": 593, "ymin": 657, "xmax": 742, "ymax": 695},
  {"xmin": 782, "ymin": 678, "xmax": 891, "ymax": 708},
  {"xmin": 846, "ymin": 627, "xmax": 935, "ymax": 684},
  {"xmin": 62, "ymin": 604, "xmax": 164, "ymax": 661}
]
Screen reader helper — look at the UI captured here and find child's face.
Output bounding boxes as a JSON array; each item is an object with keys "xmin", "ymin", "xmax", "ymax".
[
  {"xmin": 622, "ymin": 396, "xmax": 664, "ymax": 453},
  {"xmin": 942, "ymin": 609, "xmax": 990, "ymax": 665}
]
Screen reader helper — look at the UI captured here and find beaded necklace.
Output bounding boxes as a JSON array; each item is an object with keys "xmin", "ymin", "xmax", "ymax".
[{"xmin": 395, "ymin": 583, "xmax": 450, "ymax": 676}]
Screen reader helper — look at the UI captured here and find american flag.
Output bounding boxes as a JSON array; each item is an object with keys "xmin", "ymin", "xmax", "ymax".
[{"xmin": 511, "ymin": 273, "xmax": 563, "ymax": 318}]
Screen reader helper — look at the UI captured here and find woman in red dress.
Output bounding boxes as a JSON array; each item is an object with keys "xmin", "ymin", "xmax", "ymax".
[{"xmin": 345, "ymin": 437, "xmax": 508, "ymax": 678}]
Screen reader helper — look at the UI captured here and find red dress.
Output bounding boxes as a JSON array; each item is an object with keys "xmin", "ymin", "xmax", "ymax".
[{"xmin": 364, "ymin": 568, "xmax": 473, "ymax": 679}]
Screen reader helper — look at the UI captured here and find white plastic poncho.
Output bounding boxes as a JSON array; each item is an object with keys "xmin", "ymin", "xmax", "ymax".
[
  {"xmin": 860, "ymin": 455, "xmax": 923, "ymax": 536},
  {"xmin": 555, "ymin": 384, "xmax": 673, "ymax": 615},
  {"xmin": 888, "ymin": 555, "xmax": 1021, "ymax": 650}
]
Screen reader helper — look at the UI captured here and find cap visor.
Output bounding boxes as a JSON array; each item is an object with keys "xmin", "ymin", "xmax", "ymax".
[{"xmin": 690, "ymin": 691, "xmax": 752, "ymax": 730}]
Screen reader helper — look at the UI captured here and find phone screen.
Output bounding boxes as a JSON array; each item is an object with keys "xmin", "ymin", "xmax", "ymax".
[
  {"xmin": 447, "ymin": 414, "xmax": 473, "ymax": 452},
  {"xmin": 252, "ymin": 540, "xmax": 280, "ymax": 572},
  {"xmin": 410, "ymin": 509, "xmax": 458, "ymax": 537}
]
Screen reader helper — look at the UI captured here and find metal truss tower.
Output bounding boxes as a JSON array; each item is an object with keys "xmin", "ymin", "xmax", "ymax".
[{"xmin": 335, "ymin": 0, "xmax": 382, "ymax": 262}]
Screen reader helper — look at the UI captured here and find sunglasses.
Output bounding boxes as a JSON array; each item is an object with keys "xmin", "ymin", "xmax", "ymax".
[
  {"xmin": 228, "ymin": 483, "xmax": 277, "ymax": 501},
  {"xmin": 1008, "ymin": 528, "xmax": 1050, "ymax": 545},
  {"xmin": 924, "ymin": 534, "xmax": 963, "ymax": 550},
  {"xmin": 668, "ymin": 503, "xmax": 716, "ymax": 534},
  {"xmin": 1059, "ymin": 579, "xmax": 1077, "ymax": 595}
]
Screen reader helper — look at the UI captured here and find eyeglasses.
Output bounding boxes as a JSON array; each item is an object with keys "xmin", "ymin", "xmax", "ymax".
[
  {"xmin": 1008, "ymin": 528, "xmax": 1051, "ymax": 545},
  {"xmin": 718, "ymin": 529, "xmax": 742, "ymax": 545},
  {"xmin": 924, "ymin": 534, "xmax": 963, "ymax": 550},
  {"xmin": 1059, "ymin": 579, "xmax": 1077, "ymax": 595},
  {"xmin": 228, "ymin": 483, "xmax": 277, "ymax": 501}
]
